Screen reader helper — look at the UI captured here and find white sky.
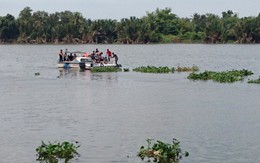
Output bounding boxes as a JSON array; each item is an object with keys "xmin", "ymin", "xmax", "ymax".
[{"xmin": 0, "ymin": 0, "xmax": 259, "ymax": 19}]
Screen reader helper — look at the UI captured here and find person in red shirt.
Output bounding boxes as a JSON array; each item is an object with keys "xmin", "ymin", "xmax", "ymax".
[
  {"xmin": 83, "ymin": 52, "xmax": 89, "ymax": 57},
  {"xmin": 106, "ymin": 49, "xmax": 112, "ymax": 61}
]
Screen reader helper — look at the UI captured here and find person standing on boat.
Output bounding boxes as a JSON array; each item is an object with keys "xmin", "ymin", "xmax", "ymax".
[
  {"xmin": 112, "ymin": 52, "xmax": 118, "ymax": 65},
  {"xmin": 59, "ymin": 49, "xmax": 64, "ymax": 62},
  {"xmin": 73, "ymin": 53, "xmax": 77, "ymax": 60},
  {"xmin": 90, "ymin": 51, "xmax": 96, "ymax": 61},
  {"xmin": 83, "ymin": 52, "xmax": 89, "ymax": 57},
  {"xmin": 106, "ymin": 49, "xmax": 112, "ymax": 61},
  {"xmin": 69, "ymin": 53, "xmax": 73, "ymax": 61}
]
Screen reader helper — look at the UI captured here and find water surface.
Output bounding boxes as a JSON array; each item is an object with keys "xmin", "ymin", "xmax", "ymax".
[{"xmin": 0, "ymin": 44, "xmax": 260, "ymax": 163}]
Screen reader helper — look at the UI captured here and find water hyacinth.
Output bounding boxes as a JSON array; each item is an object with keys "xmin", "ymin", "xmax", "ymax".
[
  {"xmin": 188, "ymin": 69, "xmax": 253, "ymax": 83},
  {"xmin": 175, "ymin": 65, "xmax": 199, "ymax": 72},
  {"xmin": 36, "ymin": 141, "xmax": 80, "ymax": 163},
  {"xmin": 35, "ymin": 72, "xmax": 40, "ymax": 76},
  {"xmin": 133, "ymin": 66, "xmax": 172, "ymax": 73},
  {"xmin": 138, "ymin": 138, "xmax": 189, "ymax": 163},
  {"xmin": 90, "ymin": 67, "xmax": 122, "ymax": 72},
  {"xmin": 248, "ymin": 77, "xmax": 260, "ymax": 84},
  {"xmin": 123, "ymin": 68, "xmax": 130, "ymax": 72}
]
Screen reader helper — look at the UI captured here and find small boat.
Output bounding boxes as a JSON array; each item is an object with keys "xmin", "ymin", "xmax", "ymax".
[{"xmin": 57, "ymin": 52, "xmax": 121, "ymax": 70}]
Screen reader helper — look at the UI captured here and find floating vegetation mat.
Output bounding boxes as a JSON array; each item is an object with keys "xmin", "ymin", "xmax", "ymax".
[
  {"xmin": 138, "ymin": 138, "xmax": 189, "ymax": 163},
  {"xmin": 91, "ymin": 67, "xmax": 122, "ymax": 72},
  {"xmin": 133, "ymin": 65, "xmax": 199, "ymax": 73},
  {"xmin": 248, "ymin": 77, "xmax": 260, "ymax": 84},
  {"xmin": 188, "ymin": 69, "xmax": 253, "ymax": 83},
  {"xmin": 133, "ymin": 66, "xmax": 173, "ymax": 73},
  {"xmin": 175, "ymin": 65, "xmax": 199, "ymax": 72},
  {"xmin": 36, "ymin": 141, "xmax": 80, "ymax": 163},
  {"xmin": 123, "ymin": 68, "xmax": 130, "ymax": 72},
  {"xmin": 35, "ymin": 72, "xmax": 40, "ymax": 76}
]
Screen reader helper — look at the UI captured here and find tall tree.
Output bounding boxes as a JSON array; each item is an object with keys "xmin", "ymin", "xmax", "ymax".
[
  {"xmin": 31, "ymin": 11, "xmax": 49, "ymax": 43},
  {"xmin": 17, "ymin": 7, "xmax": 33, "ymax": 43},
  {"xmin": 204, "ymin": 14, "xmax": 222, "ymax": 43},
  {"xmin": 0, "ymin": 14, "xmax": 19, "ymax": 42}
]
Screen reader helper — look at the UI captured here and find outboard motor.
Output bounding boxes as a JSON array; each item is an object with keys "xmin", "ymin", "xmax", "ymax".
[{"xmin": 79, "ymin": 62, "xmax": 86, "ymax": 70}]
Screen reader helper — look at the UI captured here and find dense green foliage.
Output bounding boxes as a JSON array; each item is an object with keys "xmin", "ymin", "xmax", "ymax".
[
  {"xmin": 188, "ymin": 69, "xmax": 253, "ymax": 83},
  {"xmin": 0, "ymin": 7, "xmax": 260, "ymax": 43},
  {"xmin": 133, "ymin": 66, "xmax": 172, "ymax": 73},
  {"xmin": 36, "ymin": 141, "xmax": 80, "ymax": 163},
  {"xmin": 90, "ymin": 66, "xmax": 122, "ymax": 72},
  {"xmin": 138, "ymin": 139, "xmax": 189, "ymax": 163},
  {"xmin": 248, "ymin": 77, "xmax": 260, "ymax": 84}
]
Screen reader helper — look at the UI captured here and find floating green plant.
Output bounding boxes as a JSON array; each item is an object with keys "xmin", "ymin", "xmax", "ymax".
[
  {"xmin": 123, "ymin": 68, "xmax": 130, "ymax": 72},
  {"xmin": 138, "ymin": 138, "xmax": 189, "ymax": 163},
  {"xmin": 90, "ymin": 67, "xmax": 122, "ymax": 72},
  {"xmin": 188, "ymin": 69, "xmax": 253, "ymax": 83},
  {"xmin": 36, "ymin": 141, "xmax": 80, "ymax": 163},
  {"xmin": 248, "ymin": 76, "xmax": 260, "ymax": 84},
  {"xmin": 133, "ymin": 66, "xmax": 172, "ymax": 73},
  {"xmin": 35, "ymin": 72, "xmax": 40, "ymax": 76},
  {"xmin": 188, "ymin": 70, "xmax": 214, "ymax": 80},
  {"xmin": 175, "ymin": 65, "xmax": 199, "ymax": 72}
]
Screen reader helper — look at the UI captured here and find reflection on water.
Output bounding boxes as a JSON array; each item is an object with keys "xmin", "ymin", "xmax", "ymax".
[
  {"xmin": 58, "ymin": 68, "xmax": 118, "ymax": 82},
  {"xmin": 58, "ymin": 68, "xmax": 89, "ymax": 77},
  {"xmin": 91, "ymin": 73, "xmax": 118, "ymax": 82},
  {"xmin": 0, "ymin": 44, "xmax": 260, "ymax": 163}
]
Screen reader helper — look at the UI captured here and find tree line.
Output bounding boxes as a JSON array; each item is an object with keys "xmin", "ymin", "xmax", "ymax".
[{"xmin": 0, "ymin": 7, "xmax": 259, "ymax": 44}]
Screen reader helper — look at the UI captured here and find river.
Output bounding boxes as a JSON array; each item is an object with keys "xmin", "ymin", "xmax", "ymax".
[{"xmin": 0, "ymin": 44, "xmax": 260, "ymax": 163}]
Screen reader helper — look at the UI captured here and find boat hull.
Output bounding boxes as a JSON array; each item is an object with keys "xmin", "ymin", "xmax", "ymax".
[
  {"xmin": 57, "ymin": 56, "xmax": 120, "ymax": 70},
  {"xmin": 57, "ymin": 62, "xmax": 119, "ymax": 69},
  {"xmin": 57, "ymin": 62, "xmax": 80, "ymax": 68}
]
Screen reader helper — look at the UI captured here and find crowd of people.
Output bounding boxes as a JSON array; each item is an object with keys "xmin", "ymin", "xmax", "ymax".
[
  {"xmin": 58, "ymin": 48, "xmax": 118, "ymax": 65},
  {"xmin": 58, "ymin": 49, "xmax": 77, "ymax": 62},
  {"xmin": 89, "ymin": 48, "xmax": 119, "ymax": 65}
]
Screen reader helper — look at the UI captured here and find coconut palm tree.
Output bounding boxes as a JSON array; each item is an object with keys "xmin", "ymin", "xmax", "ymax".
[
  {"xmin": 31, "ymin": 11, "xmax": 49, "ymax": 43},
  {"xmin": 204, "ymin": 14, "xmax": 222, "ymax": 43},
  {"xmin": 17, "ymin": 7, "xmax": 33, "ymax": 43},
  {"xmin": 0, "ymin": 14, "xmax": 19, "ymax": 42}
]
